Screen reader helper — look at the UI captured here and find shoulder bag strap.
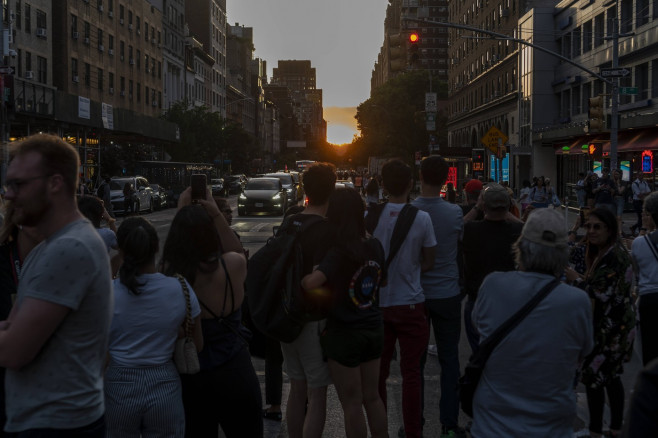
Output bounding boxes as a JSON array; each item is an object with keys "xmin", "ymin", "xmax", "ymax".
[
  {"xmin": 385, "ymin": 204, "xmax": 418, "ymax": 270},
  {"xmin": 175, "ymin": 274, "xmax": 193, "ymax": 339},
  {"xmin": 644, "ymin": 235, "xmax": 658, "ymax": 262},
  {"xmin": 473, "ymin": 278, "xmax": 560, "ymax": 365}
]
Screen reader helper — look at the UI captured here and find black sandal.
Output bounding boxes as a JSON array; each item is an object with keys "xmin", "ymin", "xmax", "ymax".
[{"xmin": 263, "ymin": 410, "xmax": 282, "ymax": 421}]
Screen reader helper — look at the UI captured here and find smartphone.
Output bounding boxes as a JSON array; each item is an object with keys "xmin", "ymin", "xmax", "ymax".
[{"xmin": 190, "ymin": 174, "xmax": 207, "ymax": 201}]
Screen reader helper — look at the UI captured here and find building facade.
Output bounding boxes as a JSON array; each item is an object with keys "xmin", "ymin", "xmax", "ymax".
[{"xmin": 159, "ymin": 0, "xmax": 186, "ymax": 110}]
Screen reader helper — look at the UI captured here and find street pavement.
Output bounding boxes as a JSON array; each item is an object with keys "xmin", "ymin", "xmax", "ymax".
[{"xmin": 117, "ymin": 201, "xmax": 646, "ymax": 437}]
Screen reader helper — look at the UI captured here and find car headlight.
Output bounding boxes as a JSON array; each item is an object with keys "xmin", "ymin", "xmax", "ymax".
[
  {"xmin": 272, "ymin": 193, "xmax": 281, "ymax": 200},
  {"xmin": 239, "ymin": 193, "xmax": 247, "ymax": 200}
]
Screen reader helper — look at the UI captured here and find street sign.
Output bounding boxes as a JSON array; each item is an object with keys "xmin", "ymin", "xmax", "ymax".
[
  {"xmin": 620, "ymin": 87, "xmax": 638, "ymax": 95},
  {"xmin": 0, "ymin": 67, "xmax": 15, "ymax": 75},
  {"xmin": 426, "ymin": 113, "xmax": 436, "ymax": 131},
  {"xmin": 425, "ymin": 92, "xmax": 437, "ymax": 112},
  {"xmin": 481, "ymin": 126, "xmax": 508, "ymax": 153},
  {"xmin": 600, "ymin": 67, "xmax": 630, "ymax": 78}
]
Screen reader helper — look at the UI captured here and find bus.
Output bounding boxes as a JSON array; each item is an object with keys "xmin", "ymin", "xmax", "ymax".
[{"xmin": 295, "ymin": 160, "xmax": 316, "ymax": 171}]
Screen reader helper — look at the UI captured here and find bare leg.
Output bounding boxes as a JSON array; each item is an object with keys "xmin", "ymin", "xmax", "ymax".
[
  {"xmin": 303, "ymin": 385, "xmax": 328, "ymax": 438},
  {"xmin": 328, "ymin": 359, "xmax": 367, "ymax": 438},
  {"xmin": 360, "ymin": 358, "xmax": 388, "ymax": 438},
  {"xmin": 286, "ymin": 378, "xmax": 307, "ymax": 438}
]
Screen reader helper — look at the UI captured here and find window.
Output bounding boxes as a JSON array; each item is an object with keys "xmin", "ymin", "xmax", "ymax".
[
  {"xmin": 84, "ymin": 21, "xmax": 90, "ymax": 39},
  {"xmin": 128, "ymin": 10, "xmax": 132, "ymax": 25},
  {"xmin": 35, "ymin": 9, "xmax": 45, "ymax": 29},
  {"xmin": 136, "ymin": 16, "xmax": 140, "ymax": 33},
  {"xmin": 653, "ymin": 60, "xmax": 658, "ymax": 97},
  {"xmin": 572, "ymin": 85, "xmax": 581, "ymax": 114},
  {"xmin": 16, "ymin": 1, "xmax": 21, "ymax": 29},
  {"xmin": 109, "ymin": 34, "xmax": 114, "ymax": 50},
  {"xmin": 129, "ymin": 80, "xmax": 133, "ymax": 100},
  {"xmin": 37, "ymin": 56, "xmax": 46, "ymax": 83},
  {"xmin": 144, "ymin": 21, "xmax": 148, "ymax": 41},
  {"xmin": 109, "ymin": 72, "xmax": 114, "ymax": 91},
  {"xmin": 98, "ymin": 68, "xmax": 103, "ymax": 90},
  {"xmin": 620, "ymin": 0, "xmax": 632, "ymax": 33},
  {"xmin": 582, "ymin": 82, "xmax": 591, "ymax": 112},
  {"xmin": 636, "ymin": 63, "xmax": 648, "ymax": 100},
  {"xmin": 594, "ymin": 13, "xmax": 604, "ymax": 47},
  {"xmin": 158, "ymin": 61, "xmax": 161, "ymax": 79},
  {"xmin": 98, "ymin": 29, "xmax": 103, "ymax": 47},
  {"xmin": 71, "ymin": 14, "xmax": 77, "ymax": 33},
  {"xmin": 108, "ymin": 0, "xmax": 113, "ymax": 13},
  {"xmin": 145, "ymin": 86, "xmax": 149, "ymax": 103},
  {"xmin": 24, "ymin": 3, "xmax": 30, "ymax": 33},
  {"xmin": 137, "ymin": 83, "xmax": 141, "ymax": 102},
  {"xmin": 71, "ymin": 58, "xmax": 78, "ymax": 80},
  {"xmin": 606, "ymin": 6, "xmax": 617, "ymax": 37},
  {"xmin": 120, "ymin": 76, "xmax": 125, "ymax": 95},
  {"xmin": 25, "ymin": 51, "xmax": 31, "ymax": 71},
  {"xmin": 84, "ymin": 63, "xmax": 90, "ymax": 86},
  {"xmin": 128, "ymin": 45, "xmax": 133, "ymax": 63},
  {"xmin": 573, "ymin": 26, "xmax": 581, "ymax": 57},
  {"xmin": 583, "ymin": 20, "xmax": 592, "ymax": 53},
  {"xmin": 136, "ymin": 49, "xmax": 141, "ymax": 69},
  {"xmin": 120, "ymin": 41, "xmax": 124, "ymax": 60},
  {"xmin": 562, "ymin": 32, "xmax": 571, "ymax": 59},
  {"xmin": 119, "ymin": 4, "xmax": 124, "ymax": 21},
  {"xmin": 636, "ymin": 0, "xmax": 649, "ymax": 26}
]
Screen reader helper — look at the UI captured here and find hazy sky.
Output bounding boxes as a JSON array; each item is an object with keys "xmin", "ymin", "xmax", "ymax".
[{"xmin": 227, "ymin": 0, "xmax": 387, "ymax": 144}]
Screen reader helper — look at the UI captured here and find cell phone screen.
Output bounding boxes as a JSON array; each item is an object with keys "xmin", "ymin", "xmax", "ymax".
[{"xmin": 190, "ymin": 174, "xmax": 207, "ymax": 201}]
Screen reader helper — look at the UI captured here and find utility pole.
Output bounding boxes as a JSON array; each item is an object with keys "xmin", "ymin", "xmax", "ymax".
[
  {"xmin": 608, "ymin": 0, "xmax": 620, "ymax": 171},
  {"xmin": 0, "ymin": 5, "xmax": 6, "ymax": 187}
]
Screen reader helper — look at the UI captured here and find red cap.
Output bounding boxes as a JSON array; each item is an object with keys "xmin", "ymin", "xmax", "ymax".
[{"xmin": 465, "ymin": 179, "xmax": 483, "ymax": 194}]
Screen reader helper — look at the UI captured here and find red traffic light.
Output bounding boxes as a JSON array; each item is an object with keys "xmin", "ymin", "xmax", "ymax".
[
  {"xmin": 409, "ymin": 32, "xmax": 419, "ymax": 43},
  {"xmin": 589, "ymin": 144, "xmax": 596, "ymax": 155}
]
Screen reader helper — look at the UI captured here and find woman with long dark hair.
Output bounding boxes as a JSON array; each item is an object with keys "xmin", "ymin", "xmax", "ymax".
[
  {"xmin": 105, "ymin": 217, "xmax": 202, "ymax": 437},
  {"xmin": 301, "ymin": 188, "xmax": 388, "ymax": 438},
  {"xmin": 566, "ymin": 208, "xmax": 636, "ymax": 438},
  {"xmin": 160, "ymin": 188, "xmax": 262, "ymax": 437}
]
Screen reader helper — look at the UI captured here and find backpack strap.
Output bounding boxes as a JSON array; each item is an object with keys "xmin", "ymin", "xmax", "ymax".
[
  {"xmin": 644, "ymin": 234, "xmax": 658, "ymax": 262},
  {"xmin": 365, "ymin": 202, "xmax": 387, "ymax": 235},
  {"xmin": 385, "ymin": 204, "xmax": 419, "ymax": 270}
]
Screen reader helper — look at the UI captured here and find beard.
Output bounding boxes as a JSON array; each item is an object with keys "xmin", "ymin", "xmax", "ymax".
[{"xmin": 11, "ymin": 192, "xmax": 51, "ymax": 227}]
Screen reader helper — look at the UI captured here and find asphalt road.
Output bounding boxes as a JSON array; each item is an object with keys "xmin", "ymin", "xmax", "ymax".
[{"xmin": 110, "ymin": 202, "xmax": 644, "ymax": 437}]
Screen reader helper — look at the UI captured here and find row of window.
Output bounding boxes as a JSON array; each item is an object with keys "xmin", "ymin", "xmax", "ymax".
[
  {"xmin": 69, "ymin": 59, "xmax": 161, "ymax": 106},
  {"xmin": 13, "ymin": 49, "xmax": 46, "ymax": 83},
  {"xmin": 70, "ymin": 13, "xmax": 161, "ymax": 45},
  {"xmin": 12, "ymin": 1, "xmax": 47, "ymax": 33},
  {"xmin": 450, "ymin": 69, "xmax": 517, "ymax": 115}
]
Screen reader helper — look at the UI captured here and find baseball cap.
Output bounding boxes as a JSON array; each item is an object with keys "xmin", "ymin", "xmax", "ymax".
[
  {"xmin": 482, "ymin": 183, "xmax": 510, "ymax": 209},
  {"xmin": 521, "ymin": 208, "xmax": 568, "ymax": 248},
  {"xmin": 464, "ymin": 179, "xmax": 483, "ymax": 194}
]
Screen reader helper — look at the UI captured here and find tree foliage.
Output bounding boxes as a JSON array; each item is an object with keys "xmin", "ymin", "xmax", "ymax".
[
  {"xmin": 161, "ymin": 102, "xmax": 256, "ymax": 173},
  {"xmin": 354, "ymin": 70, "xmax": 448, "ymax": 164}
]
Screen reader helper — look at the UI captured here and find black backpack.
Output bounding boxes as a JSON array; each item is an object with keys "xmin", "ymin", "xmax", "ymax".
[
  {"xmin": 246, "ymin": 215, "xmax": 326, "ymax": 343},
  {"xmin": 96, "ymin": 183, "xmax": 106, "ymax": 199}
]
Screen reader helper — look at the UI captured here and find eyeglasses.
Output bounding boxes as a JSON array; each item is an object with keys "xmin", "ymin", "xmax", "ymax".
[
  {"xmin": 4, "ymin": 175, "xmax": 48, "ymax": 193},
  {"xmin": 584, "ymin": 222, "xmax": 605, "ymax": 231}
]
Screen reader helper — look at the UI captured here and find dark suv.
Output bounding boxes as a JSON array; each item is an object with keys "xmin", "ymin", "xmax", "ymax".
[{"xmin": 224, "ymin": 174, "xmax": 248, "ymax": 194}]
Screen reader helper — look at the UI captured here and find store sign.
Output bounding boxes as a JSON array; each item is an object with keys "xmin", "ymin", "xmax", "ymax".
[
  {"xmin": 490, "ymin": 155, "xmax": 509, "ymax": 182},
  {"xmin": 447, "ymin": 167, "xmax": 457, "ymax": 188},
  {"xmin": 78, "ymin": 96, "xmax": 90, "ymax": 119},
  {"xmin": 642, "ymin": 150, "xmax": 653, "ymax": 174}
]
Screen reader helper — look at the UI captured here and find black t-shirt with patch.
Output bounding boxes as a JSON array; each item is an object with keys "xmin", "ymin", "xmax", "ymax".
[
  {"xmin": 317, "ymin": 237, "xmax": 386, "ymax": 329},
  {"xmin": 462, "ymin": 219, "xmax": 523, "ymax": 301}
]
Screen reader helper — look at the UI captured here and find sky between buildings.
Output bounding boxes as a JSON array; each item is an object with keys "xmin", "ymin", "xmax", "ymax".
[{"xmin": 228, "ymin": 0, "xmax": 387, "ymax": 144}]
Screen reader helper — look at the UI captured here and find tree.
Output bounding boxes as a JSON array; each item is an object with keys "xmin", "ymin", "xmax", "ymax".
[
  {"xmin": 354, "ymin": 70, "xmax": 448, "ymax": 162},
  {"xmin": 161, "ymin": 102, "xmax": 256, "ymax": 173}
]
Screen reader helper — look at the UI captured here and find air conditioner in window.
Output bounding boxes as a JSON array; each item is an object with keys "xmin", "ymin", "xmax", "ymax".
[
  {"xmin": 152, "ymin": 38, "xmax": 156, "ymax": 44},
  {"xmin": 36, "ymin": 28, "xmax": 47, "ymax": 38},
  {"xmin": 129, "ymin": 58, "xmax": 135, "ymax": 65},
  {"xmin": 84, "ymin": 37, "xmax": 90, "ymax": 44},
  {"xmin": 25, "ymin": 71, "xmax": 34, "ymax": 79},
  {"xmin": 120, "ymin": 90, "xmax": 125, "ymax": 97},
  {"xmin": 98, "ymin": 45, "xmax": 104, "ymax": 52},
  {"xmin": 72, "ymin": 31, "xmax": 79, "ymax": 39},
  {"xmin": 73, "ymin": 75, "xmax": 79, "ymax": 83},
  {"xmin": 120, "ymin": 18, "xmax": 124, "ymax": 25},
  {"xmin": 128, "ymin": 24, "xmax": 133, "ymax": 31},
  {"xmin": 152, "ymin": 100, "xmax": 157, "ymax": 106},
  {"xmin": 98, "ymin": 5, "xmax": 103, "ymax": 12},
  {"xmin": 492, "ymin": 54, "xmax": 499, "ymax": 62},
  {"xmin": 501, "ymin": 8, "xmax": 510, "ymax": 17},
  {"xmin": 137, "ymin": 29, "xmax": 141, "ymax": 35},
  {"xmin": 108, "ymin": 10, "xmax": 113, "ymax": 18},
  {"xmin": 108, "ymin": 48, "xmax": 114, "ymax": 55},
  {"xmin": 109, "ymin": 87, "xmax": 114, "ymax": 94}
]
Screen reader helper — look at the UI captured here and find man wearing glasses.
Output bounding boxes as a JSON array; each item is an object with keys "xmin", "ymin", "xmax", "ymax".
[{"xmin": 0, "ymin": 134, "xmax": 112, "ymax": 437}]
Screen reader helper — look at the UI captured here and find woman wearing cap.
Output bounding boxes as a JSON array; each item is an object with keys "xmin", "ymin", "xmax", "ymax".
[
  {"xmin": 565, "ymin": 208, "xmax": 635, "ymax": 438},
  {"xmin": 470, "ymin": 208, "xmax": 593, "ymax": 437}
]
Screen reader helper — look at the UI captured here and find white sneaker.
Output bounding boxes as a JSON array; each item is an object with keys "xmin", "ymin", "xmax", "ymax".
[{"xmin": 428, "ymin": 344, "xmax": 438, "ymax": 356}]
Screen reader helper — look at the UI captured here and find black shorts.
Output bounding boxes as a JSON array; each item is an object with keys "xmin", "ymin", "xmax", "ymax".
[{"xmin": 320, "ymin": 325, "xmax": 384, "ymax": 368}]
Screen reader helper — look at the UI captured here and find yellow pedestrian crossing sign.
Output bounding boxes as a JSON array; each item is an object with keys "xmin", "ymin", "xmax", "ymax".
[{"xmin": 481, "ymin": 126, "xmax": 508, "ymax": 153}]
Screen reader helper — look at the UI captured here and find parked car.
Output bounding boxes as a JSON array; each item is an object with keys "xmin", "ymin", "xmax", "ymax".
[
  {"xmin": 224, "ymin": 174, "xmax": 248, "ymax": 194},
  {"xmin": 211, "ymin": 178, "xmax": 226, "ymax": 197},
  {"xmin": 149, "ymin": 184, "xmax": 168, "ymax": 210},
  {"xmin": 264, "ymin": 172, "xmax": 297, "ymax": 204},
  {"xmin": 238, "ymin": 177, "xmax": 288, "ymax": 216},
  {"xmin": 109, "ymin": 176, "xmax": 155, "ymax": 215},
  {"xmin": 336, "ymin": 180, "xmax": 356, "ymax": 190}
]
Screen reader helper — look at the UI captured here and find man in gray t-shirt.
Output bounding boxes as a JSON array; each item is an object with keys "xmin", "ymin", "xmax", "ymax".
[{"xmin": 0, "ymin": 134, "xmax": 112, "ymax": 435}]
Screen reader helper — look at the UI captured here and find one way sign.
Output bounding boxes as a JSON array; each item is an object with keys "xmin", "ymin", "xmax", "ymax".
[{"xmin": 601, "ymin": 67, "xmax": 630, "ymax": 78}]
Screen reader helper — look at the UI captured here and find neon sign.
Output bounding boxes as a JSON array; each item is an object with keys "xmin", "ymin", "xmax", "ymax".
[{"xmin": 642, "ymin": 150, "xmax": 653, "ymax": 173}]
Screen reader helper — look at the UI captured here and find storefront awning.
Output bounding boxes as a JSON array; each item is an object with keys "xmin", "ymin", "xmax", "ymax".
[{"xmin": 555, "ymin": 128, "xmax": 658, "ymax": 155}]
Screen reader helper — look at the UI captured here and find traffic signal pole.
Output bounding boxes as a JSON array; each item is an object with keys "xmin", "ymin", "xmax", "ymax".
[{"xmin": 405, "ymin": 17, "xmax": 622, "ymax": 170}]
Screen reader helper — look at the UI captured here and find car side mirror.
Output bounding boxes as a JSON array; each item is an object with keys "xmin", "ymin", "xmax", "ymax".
[
  {"xmin": 138, "ymin": 186, "xmax": 145, "ymax": 191},
  {"xmin": 273, "ymin": 226, "xmax": 280, "ymax": 236}
]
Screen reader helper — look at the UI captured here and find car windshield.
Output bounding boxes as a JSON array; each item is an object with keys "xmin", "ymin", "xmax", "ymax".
[
  {"xmin": 110, "ymin": 179, "xmax": 132, "ymax": 190},
  {"xmin": 246, "ymin": 179, "xmax": 279, "ymax": 190},
  {"xmin": 150, "ymin": 184, "xmax": 160, "ymax": 190},
  {"xmin": 211, "ymin": 179, "xmax": 223, "ymax": 185},
  {"xmin": 265, "ymin": 174, "xmax": 293, "ymax": 186}
]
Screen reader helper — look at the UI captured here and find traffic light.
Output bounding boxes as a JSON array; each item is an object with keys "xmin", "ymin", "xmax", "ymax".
[
  {"xmin": 588, "ymin": 95, "xmax": 604, "ymax": 131},
  {"xmin": 472, "ymin": 148, "xmax": 485, "ymax": 171},
  {"xmin": 408, "ymin": 31, "xmax": 420, "ymax": 66},
  {"xmin": 388, "ymin": 33, "xmax": 405, "ymax": 72}
]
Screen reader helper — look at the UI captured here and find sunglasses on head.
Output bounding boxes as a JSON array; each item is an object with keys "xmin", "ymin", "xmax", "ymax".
[{"xmin": 584, "ymin": 223, "xmax": 605, "ymax": 230}]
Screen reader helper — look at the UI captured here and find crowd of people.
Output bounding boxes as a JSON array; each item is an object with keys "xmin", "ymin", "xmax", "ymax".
[{"xmin": 0, "ymin": 133, "xmax": 657, "ymax": 438}]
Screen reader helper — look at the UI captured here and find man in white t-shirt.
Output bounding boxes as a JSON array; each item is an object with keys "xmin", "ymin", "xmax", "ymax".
[
  {"xmin": 369, "ymin": 159, "xmax": 437, "ymax": 438},
  {"xmin": 631, "ymin": 171, "xmax": 652, "ymax": 235}
]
